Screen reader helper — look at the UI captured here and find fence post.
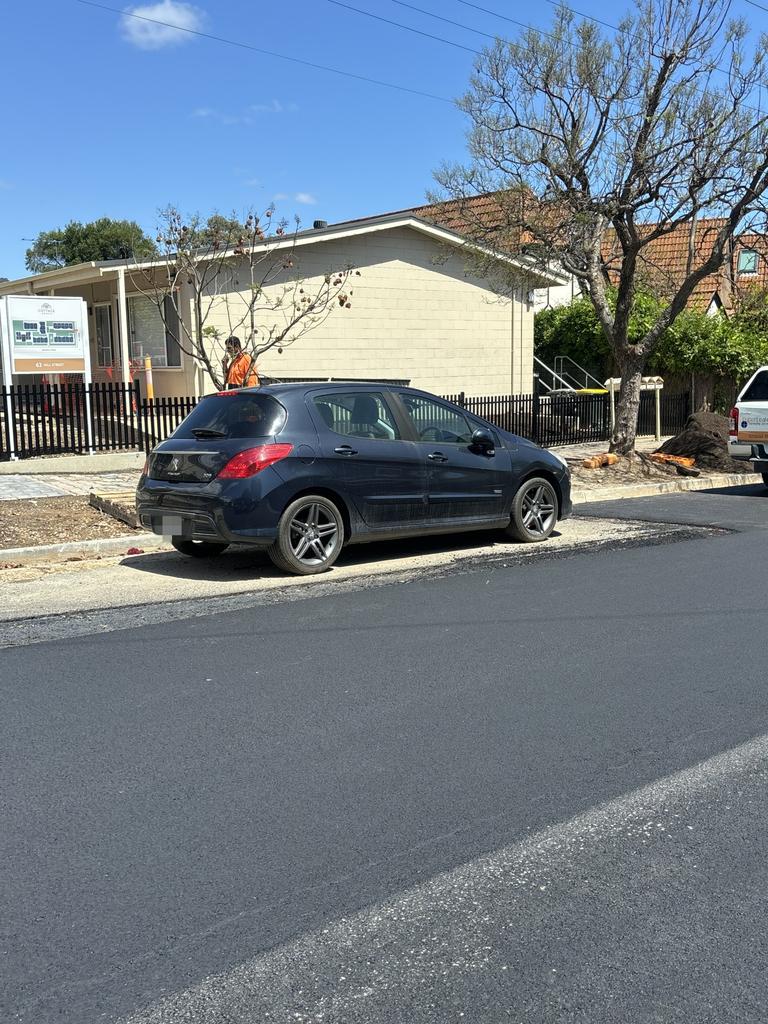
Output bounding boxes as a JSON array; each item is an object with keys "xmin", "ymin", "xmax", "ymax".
[
  {"xmin": 132, "ymin": 379, "xmax": 142, "ymax": 451},
  {"xmin": 84, "ymin": 381, "xmax": 96, "ymax": 455},
  {"xmin": 532, "ymin": 389, "xmax": 541, "ymax": 445}
]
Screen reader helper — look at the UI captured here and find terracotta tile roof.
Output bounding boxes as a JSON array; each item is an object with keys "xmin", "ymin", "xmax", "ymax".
[
  {"xmin": 339, "ymin": 195, "xmax": 766, "ymax": 312},
  {"xmin": 600, "ymin": 218, "xmax": 732, "ymax": 312}
]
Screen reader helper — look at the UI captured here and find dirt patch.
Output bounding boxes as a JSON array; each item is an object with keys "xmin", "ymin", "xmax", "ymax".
[
  {"xmin": 0, "ymin": 495, "xmax": 142, "ymax": 552},
  {"xmin": 570, "ymin": 453, "xmax": 685, "ymax": 491},
  {"xmin": 656, "ymin": 412, "xmax": 749, "ymax": 473}
]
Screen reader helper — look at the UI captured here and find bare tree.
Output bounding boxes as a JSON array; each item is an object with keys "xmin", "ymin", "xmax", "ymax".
[
  {"xmin": 130, "ymin": 207, "xmax": 357, "ymax": 391},
  {"xmin": 436, "ymin": 0, "xmax": 768, "ymax": 452}
]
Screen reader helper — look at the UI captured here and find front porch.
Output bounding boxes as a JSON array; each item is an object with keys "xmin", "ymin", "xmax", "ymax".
[{"xmin": 0, "ymin": 263, "xmax": 200, "ymax": 399}]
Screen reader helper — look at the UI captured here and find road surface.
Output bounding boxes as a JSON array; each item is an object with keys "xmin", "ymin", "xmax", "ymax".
[{"xmin": 3, "ymin": 484, "xmax": 768, "ymax": 1022}]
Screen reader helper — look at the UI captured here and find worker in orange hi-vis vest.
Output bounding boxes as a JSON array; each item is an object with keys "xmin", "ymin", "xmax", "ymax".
[{"xmin": 222, "ymin": 336, "xmax": 260, "ymax": 389}]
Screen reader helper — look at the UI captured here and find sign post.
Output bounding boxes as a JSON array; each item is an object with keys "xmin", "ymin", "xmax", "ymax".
[{"xmin": 0, "ymin": 295, "xmax": 93, "ymax": 457}]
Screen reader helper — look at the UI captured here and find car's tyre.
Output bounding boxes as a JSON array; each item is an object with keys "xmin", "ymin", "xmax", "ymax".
[
  {"xmin": 505, "ymin": 477, "xmax": 558, "ymax": 543},
  {"xmin": 762, "ymin": 472, "xmax": 768, "ymax": 489},
  {"xmin": 171, "ymin": 538, "xmax": 230, "ymax": 557},
  {"xmin": 268, "ymin": 495, "xmax": 344, "ymax": 575}
]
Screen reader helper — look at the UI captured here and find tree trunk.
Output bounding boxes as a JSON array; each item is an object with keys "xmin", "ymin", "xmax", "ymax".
[{"xmin": 609, "ymin": 351, "xmax": 646, "ymax": 455}]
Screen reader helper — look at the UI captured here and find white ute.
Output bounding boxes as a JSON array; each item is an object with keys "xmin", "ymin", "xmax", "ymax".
[{"xmin": 729, "ymin": 366, "xmax": 768, "ymax": 486}]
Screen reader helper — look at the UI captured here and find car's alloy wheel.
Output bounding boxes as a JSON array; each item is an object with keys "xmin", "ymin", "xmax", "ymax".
[
  {"xmin": 269, "ymin": 495, "xmax": 344, "ymax": 575},
  {"xmin": 506, "ymin": 477, "xmax": 558, "ymax": 543}
]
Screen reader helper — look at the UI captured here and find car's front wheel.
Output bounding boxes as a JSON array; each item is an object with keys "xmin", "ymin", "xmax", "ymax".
[
  {"xmin": 268, "ymin": 495, "xmax": 344, "ymax": 575},
  {"xmin": 171, "ymin": 539, "xmax": 230, "ymax": 557},
  {"xmin": 506, "ymin": 477, "xmax": 558, "ymax": 543}
]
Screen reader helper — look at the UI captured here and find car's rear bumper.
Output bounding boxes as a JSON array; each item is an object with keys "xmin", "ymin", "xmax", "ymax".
[
  {"xmin": 137, "ymin": 504, "xmax": 276, "ymax": 546},
  {"xmin": 136, "ymin": 478, "xmax": 279, "ymax": 546},
  {"xmin": 728, "ymin": 441, "xmax": 767, "ymax": 470}
]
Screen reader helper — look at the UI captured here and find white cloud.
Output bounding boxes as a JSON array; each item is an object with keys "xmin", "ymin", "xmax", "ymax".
[
  {"xmin": 0, "ymin": 180, "xmax": 13, "ymax": 190},
  {"xmin": 192, "ymin": 100, "xmax": 297, "ymax": 125},
  {"xmin": 272, "ymin": 192, "xmax": 318, "ymax": 206},
  {"xmin": 120, "ymin": 1, "xmax": 203, "ymax": 50},
  {"xmin": 244, "ymin": 178, "xmax": 262, "ymax": 187},
  {"xmin": 249, "ymin": 100, "xmax": 298, "ymax": 114}
]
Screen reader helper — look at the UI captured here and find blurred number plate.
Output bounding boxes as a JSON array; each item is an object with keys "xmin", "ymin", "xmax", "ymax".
[{"xmin": 161, "ymin": 515, "xmax": 183, "ymax": 537}]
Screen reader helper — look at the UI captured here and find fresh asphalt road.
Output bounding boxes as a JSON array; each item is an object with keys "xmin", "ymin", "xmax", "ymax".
[{"xmin": 4, "ymin": 485, "xmax": 768, "ymax": 1023}]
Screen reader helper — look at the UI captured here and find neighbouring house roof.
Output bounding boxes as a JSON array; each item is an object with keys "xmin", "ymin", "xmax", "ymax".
[
  {"xmin": 393, "ymin": 195, "xmax": 768, "ymax": 315},
  {"xmin": 600, "ymin": 218, "xmax": 733, "ymax": 313},
  {"xmin": 0, "ymin": 212, "xmax": 565, "ymax": 296}
]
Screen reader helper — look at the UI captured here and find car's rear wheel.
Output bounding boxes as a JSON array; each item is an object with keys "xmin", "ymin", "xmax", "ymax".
[
  {"xmin": 171, "ymin": 539, "xmax": 230, "ymax": 557},
  {"xmin": 506, "ymin": 477, "xmax": 558, "ymax": 543},
  {"xmin": 762, "ymin": 472, "xmax": 768, "ymax": 489},
  {"xmin": 268, "ymin": 495, "xmax": 344, "ymax": 575}
]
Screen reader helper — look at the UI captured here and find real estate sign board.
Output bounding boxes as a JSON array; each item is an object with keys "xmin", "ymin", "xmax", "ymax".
[{"xmin": 0, "ymin": 294, "xmax": 91, "ymax": 378}]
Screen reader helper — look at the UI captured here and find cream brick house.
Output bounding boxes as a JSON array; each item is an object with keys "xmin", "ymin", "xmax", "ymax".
[{"xmin": 0, "ymin": 213, "xmax": 563, "ymax": 398}]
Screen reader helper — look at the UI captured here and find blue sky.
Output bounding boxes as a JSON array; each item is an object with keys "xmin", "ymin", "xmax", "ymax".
[{"xmin": 1, "ymin": 0, "xmax": 765, "ymax": 279}]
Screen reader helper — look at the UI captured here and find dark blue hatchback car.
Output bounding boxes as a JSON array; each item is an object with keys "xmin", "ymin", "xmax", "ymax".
[{"xmin": 136, "ymin": 383, "xmax": 572, "ymax": 575}]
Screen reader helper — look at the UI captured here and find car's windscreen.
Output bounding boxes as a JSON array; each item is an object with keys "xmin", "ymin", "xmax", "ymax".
[
  {"xmin": 741, "ymin": 371, "xmax": 768, "ymax": 402},
  {"xmin": 172, "ymin": 393, "xmax": 286, "ymax": 439}
]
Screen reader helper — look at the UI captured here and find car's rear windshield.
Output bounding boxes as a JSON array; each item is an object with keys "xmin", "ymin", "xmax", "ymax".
[
  {"xmin": 173, "ymin": 393, "xmax": 286, "ymax": 439},
  {"xmin": 741, "ymin": 371, "xmax": 768, "ymax": 402}
]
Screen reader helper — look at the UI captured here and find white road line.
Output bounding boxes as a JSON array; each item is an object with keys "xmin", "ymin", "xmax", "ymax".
[{"xmin": 122, "ymin": 731, "xmax": 768, "ymax": 1023}]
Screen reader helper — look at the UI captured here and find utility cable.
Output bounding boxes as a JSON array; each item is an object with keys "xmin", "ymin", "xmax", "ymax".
[{"xmin": 74, "ymin": 0, "xmax": 454, "ymax": 104}]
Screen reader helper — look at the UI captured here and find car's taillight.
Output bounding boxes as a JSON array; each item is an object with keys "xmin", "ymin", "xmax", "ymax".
[
  {"xmin": 142, "ymin": 456, "xmax": 149, "ymax": 476},
  {"xmin": 217, "ymin": 443, "xmax": 293, "ymax": 479},
  {"xmin": 729, "ymin": 406, "xmax": 739, "ymax": 438}
]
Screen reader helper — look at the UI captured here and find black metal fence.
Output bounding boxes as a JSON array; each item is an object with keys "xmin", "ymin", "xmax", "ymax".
[
  {"xmin": 0, "ymin": 382, "xmax": 200, "ymax": 460},
  {"xmin": 445, "ymin": 389, "xmax": 691, "ymax": 447},
  {"xmin": 0, "ymin": 382, "xmax": 692, "ymax": 461}
]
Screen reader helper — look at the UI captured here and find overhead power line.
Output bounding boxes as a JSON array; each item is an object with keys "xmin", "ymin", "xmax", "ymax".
[
  {"xmin": 325, "ymin": 0, "xmax": 481, "ymax": 54},
  {"xmin": 456, "ymin": 0, "xmax": 618, "ymax": 35},
  {"xmin": 390, "ymin": 0, "xmax": 510, "ymax": 42},
  {"xmin": 74, "ymin": 0, "xmax": 453, "ymax": 104}
]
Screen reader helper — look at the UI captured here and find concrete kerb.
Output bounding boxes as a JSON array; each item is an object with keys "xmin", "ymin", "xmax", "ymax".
[
  {"xmin": 571, "ymin": 471, "xmax": 760, "ymax": 504},
  {"xmin": 0, "ymin": 534, "xmax": 170, "ymax": 566},
  {"xmin": 0, "ymin": 451, "xmax": 145, "ymax": 475}
]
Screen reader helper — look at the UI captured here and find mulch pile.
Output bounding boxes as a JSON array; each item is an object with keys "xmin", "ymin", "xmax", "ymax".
[{"xmin": 655, "ymin": 411, "xmax": 750, "ymax": 473}]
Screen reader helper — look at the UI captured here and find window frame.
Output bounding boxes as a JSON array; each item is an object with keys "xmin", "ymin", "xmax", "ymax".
[
  {"xmin": 93, "ymin": 302, "xmax": 115, "ymax": 368},
  {"xmin": 311, "ymin": 389, "xmax": 403, "ymax": 442},
  {"xmin": 395, "ymin": 392, "xmax": 477, "ymax": 447},
  {"xmin": 737, "ymin": 248, "xmax": 759, "ymax": 275},
  {"xmin": 126, "ymin": 293, "xmax": 182, "ymax": 370}
]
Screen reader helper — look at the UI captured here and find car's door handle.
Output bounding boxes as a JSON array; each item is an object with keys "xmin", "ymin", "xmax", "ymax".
[
  {"xmin": 427, "ymin": 451, "xmax": 448, "ymax": 462},
  {"xmin": 334, "ymin": 445, "xmax": 358, "ymax": 456}
]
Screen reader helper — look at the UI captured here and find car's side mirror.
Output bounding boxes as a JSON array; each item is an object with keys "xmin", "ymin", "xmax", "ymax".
[{"xmin": 471, "ymin": 428, "xmax": 495, "ymax": 453}]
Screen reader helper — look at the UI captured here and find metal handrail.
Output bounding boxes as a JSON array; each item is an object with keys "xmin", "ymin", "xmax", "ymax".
[
  {"xmin": 554, "ymin": 355, "xmax": 605, "ymax": 391},
  {"xmin": 533, "ymin": 355, "xmax": 577, "ymax": 392}
]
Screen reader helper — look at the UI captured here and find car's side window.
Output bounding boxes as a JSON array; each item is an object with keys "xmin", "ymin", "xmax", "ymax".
[
  {"xmin": 313, "ymin": 392, "xmax": 401, "ymax": 440},
  {"xmin": 399, "ymin": 394, "xmax": 474, "ymax": 445}
]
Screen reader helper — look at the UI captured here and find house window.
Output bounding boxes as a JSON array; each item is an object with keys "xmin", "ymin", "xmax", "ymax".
[
  {"xmin": 94, "ymin": 304, "xmax": 115, "ymax": 367},
  {"xmin": 738, "ymin": 249, "xmax": 759, "ymax": 274},
  {"xmin": 127, "ymin": 294, "xmax": 181, "ymax": 367}
]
